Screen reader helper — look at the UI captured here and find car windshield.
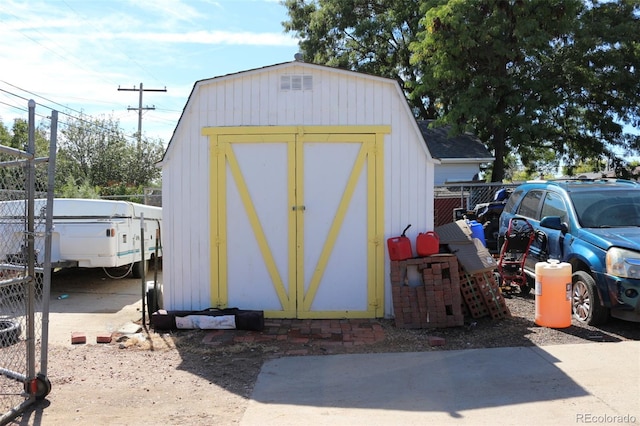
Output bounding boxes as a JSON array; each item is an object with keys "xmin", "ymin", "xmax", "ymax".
[{"xmin": 571, "ymin": 189, "xmax": 640, "ymax": 228}]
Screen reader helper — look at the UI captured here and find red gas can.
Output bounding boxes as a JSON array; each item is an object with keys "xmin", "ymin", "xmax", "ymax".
[
  {"xmin": 416, "ymin": 231, "xmax": 440, "ymax": 257},
  {"xmin": 387, "ymin": 224, "xmax": 413, "ymax": 261}
]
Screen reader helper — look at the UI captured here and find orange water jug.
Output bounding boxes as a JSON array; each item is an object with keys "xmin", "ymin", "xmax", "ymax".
[
  {"xmin": 416, "ymin": 231, "xmax": 439, "ymax": 257},
  {"xmin": 534, "ymin": 259, "xmax": 572, "ymax": 328}
]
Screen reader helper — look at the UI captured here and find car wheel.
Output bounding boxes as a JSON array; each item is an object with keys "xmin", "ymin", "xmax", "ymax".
[
  {"xmin": 572, "ymin": 271, "xmax": 609, "ymax": 325},
  {"xmin": 131, "ymin": 259, "xmax": 147, "ymax": 279},
  {"xmin": 146, "ymin": 283, "xmax": 164, "ymax": 319}
]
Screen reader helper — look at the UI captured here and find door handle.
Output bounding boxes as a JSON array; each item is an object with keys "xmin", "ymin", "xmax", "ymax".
[{"xmin": 292, "ymin": 205, "xmax": 306, "ymax": 211}]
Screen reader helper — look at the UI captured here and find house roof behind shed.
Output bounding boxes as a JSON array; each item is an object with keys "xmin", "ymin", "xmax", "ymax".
[{"xmin": 417, "ymin": 120, "xmax": 494, "ymax": 161}]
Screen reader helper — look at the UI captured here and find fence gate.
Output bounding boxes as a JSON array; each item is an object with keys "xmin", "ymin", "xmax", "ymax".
[{"xmin": 0, "ymin": 102, "xmax": 57, "ymax": 424}]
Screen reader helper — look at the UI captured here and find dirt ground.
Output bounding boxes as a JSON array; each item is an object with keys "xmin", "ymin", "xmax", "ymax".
[
  {"xmin": 15, "ymin": 339, "xmax": 255, "ymax": 425},
  {"xmin": 7, "ymin": 273, "xmax": 640, "ymax": 426}
]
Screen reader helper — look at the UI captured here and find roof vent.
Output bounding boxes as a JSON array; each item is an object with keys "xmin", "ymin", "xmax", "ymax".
[{"xmin": 280, "ymin": 75, "xmax": 313, "ymax": 91}]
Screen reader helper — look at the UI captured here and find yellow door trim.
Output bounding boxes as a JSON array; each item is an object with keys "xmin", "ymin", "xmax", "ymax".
[
  {"xmin": 373, "ymin": 131, "xmax": 386, "ymax": 317},
  {"xmin": 204, "ymin": 125, "xmax": 389, "ymax": 318},
  {"xmin": 209, "ymin": 133, "xmax": 296, "ymax": 312},
  {"xmin": 221, "ymin": 139, "xmax": 291, "ymax": 310},
  {"xmin": 294, "ymin": 132, "xmax": 305, "ymax": 317},
  {"xmin": 299, "ymin": 134, "xmax": 374, "ymax": 313},
  {"xmin": 203, "ymin": 125, "xmax": 390, "ymax": 136},
  {"xmin": 210, "ymin": 141, "xmax": 222, "ymax": 305}
]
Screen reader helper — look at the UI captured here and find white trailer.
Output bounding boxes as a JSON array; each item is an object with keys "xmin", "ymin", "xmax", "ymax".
[{"xmin": 0, "ymin": 198, "xmax": 162, "ymax": 278}]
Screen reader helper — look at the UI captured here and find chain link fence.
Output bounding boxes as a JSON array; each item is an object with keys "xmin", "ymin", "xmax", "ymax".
[
  {"xmin": 98, "ymin": 187, "xmax": 162, "ymax": 207},
  {"xmin": 0, "ymin": 104, "xmax": 56, "ymax": 423},
  {"xmin": 434, "ymin": 183, "xmax": 519, "ymax": 251}
]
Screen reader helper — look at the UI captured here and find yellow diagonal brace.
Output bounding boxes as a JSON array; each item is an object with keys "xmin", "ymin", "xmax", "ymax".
[
  {"xmin": 224, "ymin": 144, "xmax": 290, "ymax": 308},
  {"xmin": 302, "ymin": 140, "xmax": 371, "ymax": 311}
]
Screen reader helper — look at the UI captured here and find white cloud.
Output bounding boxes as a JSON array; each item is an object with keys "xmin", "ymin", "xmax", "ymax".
[
  {"xmin": 112, "ymin": 30, "xmax": 298, "ymax": 46},
  {"xmin": 0, "ymin": 0, "xmax": 299, "ymax": 142},
  {"xmin": 124, "ymin": 0, "xmax": 207, "ymax": 23}
]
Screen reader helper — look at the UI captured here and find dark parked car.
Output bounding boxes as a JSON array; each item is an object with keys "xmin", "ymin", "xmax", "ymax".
[{"xmin": 497, "ymin": 179, "xmax": 640, "ymax": 325}]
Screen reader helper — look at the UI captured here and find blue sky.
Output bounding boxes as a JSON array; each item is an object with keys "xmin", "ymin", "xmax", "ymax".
[{"xmin": 0, "ymin": 0, "xmax": 300, "ymax": 144}]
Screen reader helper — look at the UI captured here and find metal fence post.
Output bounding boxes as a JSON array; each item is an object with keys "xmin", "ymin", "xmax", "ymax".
[{"xmin": 0, "ymin": 101, "xmax": 54, "ymax": 423}]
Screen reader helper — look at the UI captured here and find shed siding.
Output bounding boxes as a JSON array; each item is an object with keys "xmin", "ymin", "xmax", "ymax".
[
  {"xmin": 193, "ymin": 66, "xmax": 402, "ymax": 128},
  {"xmin": 163, "ymin": 63, "xmax": 436, "ymax": 316},
  {"xmin": 163, "ymin": 101, "xmax": 212, "ymax": 309}
]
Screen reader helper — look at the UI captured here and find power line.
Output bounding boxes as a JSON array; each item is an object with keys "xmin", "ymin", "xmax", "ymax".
[
  {"xmin": 0, "ymin": 80, "xmax": 86, "ymax": 117},
  {"xmin": 0, "ymin": 99, "xmax": 27, "ymax": 114},
  {"xmin": 0, "ymin": 87, "xmax": 30, "ymax": 104},
  {"xmin": 0, "ymin": 80, "xmax": 172, "ymax": 144},
  {"xmin": 0, "ymin": 84, "xmax": 90, "ymax": 124},
  {"xmin": 153, "ymin": 107, "xmax": 183, "ymax": 113},
  {"xmin": 118, "ymin": 83, "xmax": 167, "ymax": 146},
  {"xmin": 0, "ymin": 86, "xmax": 92, "ymax": 127},
  {"xmin": 0, "ymin": 86, "xmax": 140, "ymax": 144}
]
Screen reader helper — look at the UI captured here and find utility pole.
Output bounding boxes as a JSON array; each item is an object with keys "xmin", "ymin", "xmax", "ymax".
[{"xmin": 118, "ymin": 82, "xmax": 167, "ymax": 146}]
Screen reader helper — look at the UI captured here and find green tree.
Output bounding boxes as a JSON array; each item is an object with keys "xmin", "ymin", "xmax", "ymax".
[
  {"xmin": 124, "ymin": 137, "xmax": 165, "ymax": 187},
  {"xmin": 0, "ymin": 118, "xmax": 52, "ymax": 195},
  {"xmin": 282, "ymin": 0, "xmax": 437, "ymax": 118},
  {"xmin": 283, "ymin": 0, "xmax": 640, "ymax": 182},
  {"xmin": 56, "ymin": 114, "xmax": 128, "ymax": 189},
  {"xmin": 411, "ymin": 0, "xmax": 640, "ymax": 181},
  {"xmin": 58, "ymin": 175, "xmax": 101, "ymax": 199},
  {"xmin": 3, "ymin": 118, "xmax": 50, "ymax": 155},
  {"xmin": 56, "ymin": 114, "xmax": 163, "ymax": 195},
  {"xmin": 0, "ymin": 120, "xmax": 10, "ymax": 146}
]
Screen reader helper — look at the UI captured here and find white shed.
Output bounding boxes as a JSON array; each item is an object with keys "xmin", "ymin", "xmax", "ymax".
[{"xmin": 160, "ymin": 61, "xmax": 438, "ymax": 319}]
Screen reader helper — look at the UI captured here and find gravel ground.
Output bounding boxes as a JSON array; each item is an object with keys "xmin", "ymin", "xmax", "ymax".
[
  {"xmin": 384, "ymin": 291, "xmax": 640, "ymax": 351},
  {"xmin": 10, "ymin": 292, "xmax": 640, "ymax": 426}
]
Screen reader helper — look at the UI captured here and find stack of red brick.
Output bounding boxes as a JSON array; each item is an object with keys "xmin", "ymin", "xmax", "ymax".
[
  {"xmin": 391, "ymin": 254, "xmax": 510, "ymax": 329},
  {"xmin": 390, "ymin": 254, "xmax": 464, "ymax": 328}
]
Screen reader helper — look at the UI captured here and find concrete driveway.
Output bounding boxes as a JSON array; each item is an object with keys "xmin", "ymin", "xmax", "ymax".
[
  {"xmin": 44, "ymin": 267, "xmax": 159, "ymax": 345},
  {"xmin": 242, "ymin": 341, "xmax": 640, "ymax": 425}
]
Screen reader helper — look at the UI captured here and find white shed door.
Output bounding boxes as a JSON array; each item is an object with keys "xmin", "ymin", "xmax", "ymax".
[{"xmin": 207, "ymin": 126, "xmax": 386, "ymax": 318}]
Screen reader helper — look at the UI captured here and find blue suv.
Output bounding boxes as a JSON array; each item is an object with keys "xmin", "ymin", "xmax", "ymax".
[{"xmin": 497, "ymin": 179, "xmax": 640, "ymax": 325}]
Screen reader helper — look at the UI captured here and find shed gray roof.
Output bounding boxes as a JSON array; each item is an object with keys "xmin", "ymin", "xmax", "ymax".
[{"xmin": 417, "ymin": 120, "xmax": 494, "ymax": 161}]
